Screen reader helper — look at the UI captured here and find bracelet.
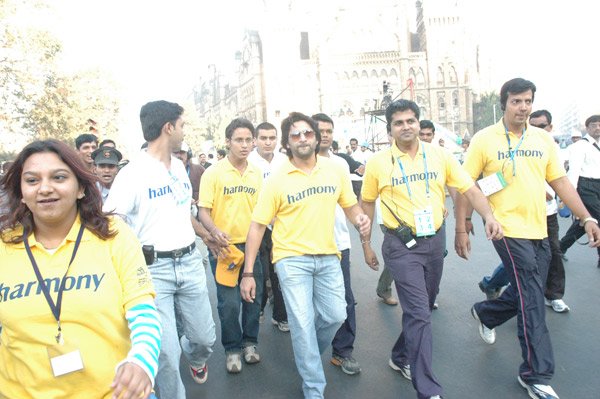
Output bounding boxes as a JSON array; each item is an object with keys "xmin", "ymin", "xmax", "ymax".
[
  {"xmin": 465, "ymin": 217, "xmax": 472, "ymax": 221},
  {"xmin": 455, "ymin": 231, "xmax": 468, "ymax": 234},
  {"xmin": 241, "ymin": 273, "xmax": 254, "ymax": 278},
  {"xmin": 580, "ymin": 217, "xmax": 599, "ymax": 227},
  {"xmin": 361, "ymin": 240, "xmax": 371, "ymax": 245}
]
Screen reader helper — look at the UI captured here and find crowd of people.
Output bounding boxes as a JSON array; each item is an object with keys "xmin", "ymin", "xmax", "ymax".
[{"xmin": 0, "ymin": 77, "xmax": 599, "ymax": 399}]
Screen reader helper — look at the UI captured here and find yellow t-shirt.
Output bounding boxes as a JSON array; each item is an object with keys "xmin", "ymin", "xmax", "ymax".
[
  {"xmin": 0, "ymin": 217, "xmax": 154, "ymax": 399},
  {"xmin": 198, "ymin": 158, "xmax": 262, "ymax": 244},
  {"xmin": 252, "ymin": 156, "xmax": 357, "ymax": 263},
  {"xmin": 463, "ymin": 120, "xmax": 565, "ymax": 239},
  {"xmin": 362, "ymin": 140, "xmax": 474, "ymax": 233}
]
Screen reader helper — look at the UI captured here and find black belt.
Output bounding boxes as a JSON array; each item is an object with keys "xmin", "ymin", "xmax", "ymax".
[
  {"xmin": 382, "ymin": 226, "xmax": 440, "ymax": 239},
  {"xmin": 155, "ymin": 242, "xmax": 195, "ymax": 259},
  {"xmin": 579, "ymin": 176, "xmax": 600, "ymax": 182}
]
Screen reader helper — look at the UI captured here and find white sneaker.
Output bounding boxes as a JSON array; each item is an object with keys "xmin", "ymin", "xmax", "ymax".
[
  {"xmin": 471, "ymin": 306, "xmax": 496, "ymax": 344},
  {"xmin": 545, "ymin": 298, "xmax": 570, "ymax": 313},
  {"xmin": 242, "ymin": 345, "xmax": 261, "ymax": 364},
  {"xmin": 226, "ymin": 352, "xmax": 242, "ymax": 373},
  {"xmin": 518, "ymin": 375, "xmax": 559, "ymax": 398}
]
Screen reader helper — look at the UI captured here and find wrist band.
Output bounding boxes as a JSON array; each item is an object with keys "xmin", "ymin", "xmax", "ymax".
[
  {"xmin": 580, "ymin": 217, "xmax": 599, "ymax": 227},
  {"xmin": 361, "ymin": 240, "xmax": 371, "ymax": 244},
  {"xmin": 455, "ymin": 231, "xmax": 467, "ymax": 234},
  {"xmin": 465, "ymin": 217, "xmax": 472, "ymax": 221},
  {"xmin": 241, "ymin": 273, "xmax": 254, "ymax": 278}
]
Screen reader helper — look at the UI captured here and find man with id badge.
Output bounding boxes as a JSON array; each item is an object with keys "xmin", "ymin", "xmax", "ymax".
[
  {"xmin": 455, "ymin": 78, "xmax": 600, "ymax": 399},
  {"xmin": 359, "ymin": 99, "xmax": 502, "ymax": 399}
]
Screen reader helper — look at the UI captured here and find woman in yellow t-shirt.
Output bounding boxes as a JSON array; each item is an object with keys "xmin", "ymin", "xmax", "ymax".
[{"xmin": 0, "ymin": 140, "xmax": 161, "ymax": 399}]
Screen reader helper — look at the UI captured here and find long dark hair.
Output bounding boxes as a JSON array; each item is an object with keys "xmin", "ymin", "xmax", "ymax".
[{"xmin": 0, "ymin": 139, "xmax": 116, "ymax": 243}]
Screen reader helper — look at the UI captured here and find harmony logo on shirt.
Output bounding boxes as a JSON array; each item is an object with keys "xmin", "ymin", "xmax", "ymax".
[
  {"xmin": 287, "ymin": 185, "xmax": 337, "ymax": 204},
  {"xmin": 0, "ymin": 273, "xmax": 105, "ymax": 302},
  {"xmin": 392, "ymin": 172, "xmax": 438, "ymax": 187},
  {"xmin": 497, "ymin": 149, "xmax": 544, "ymax": 160},
  {"xmin": 148, "ymin": 183, "xmax": 191, "ymax": 199},
  {"xmin": 223, "ymin": 185, "xmax": 257, "ymax": 196}
]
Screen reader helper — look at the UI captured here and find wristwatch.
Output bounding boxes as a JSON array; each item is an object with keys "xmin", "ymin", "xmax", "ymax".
[{"xmin": 580, "ymin": 217, "xmax": 599, "ymax": 227}]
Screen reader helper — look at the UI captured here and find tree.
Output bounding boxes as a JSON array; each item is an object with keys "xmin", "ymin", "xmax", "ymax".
[
  {"xmin": 472, "ymin": 91, "xmax": 500, "ymax": 134},
  {"xmin": 1, "ymin": 0, "xmax": 121, "ymax": 149}
]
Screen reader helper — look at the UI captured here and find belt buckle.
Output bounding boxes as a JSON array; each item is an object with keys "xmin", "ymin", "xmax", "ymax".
[{"xmin": 173, "ymin": 249, "xmax": 184, "ymax": 258}]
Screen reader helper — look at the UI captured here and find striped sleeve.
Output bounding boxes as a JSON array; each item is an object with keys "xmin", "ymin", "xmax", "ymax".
[{"xmin": 115, "ymin": 301, "xmax": 162, "ymax": 386}]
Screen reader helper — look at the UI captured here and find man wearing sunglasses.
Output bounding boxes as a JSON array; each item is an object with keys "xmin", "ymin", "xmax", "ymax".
[
  {"xmin": 455, "ymin": 79, "xmax": 600, "ymax": 399},
  {"xmin": 240, "ymin": 112, "xmax": 370, "ymax": 398}
]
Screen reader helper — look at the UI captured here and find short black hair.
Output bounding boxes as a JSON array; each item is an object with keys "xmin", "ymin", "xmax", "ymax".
[
  {"xmin": 75, "ymin": 133, "xmax": 98, "ymax": 150},
  {"xmin": 332, "ymin": 140, "xmax": 339, "ymax": 151},
  {"xmin": 500, "ymin": 78, "xmax": 536, "ymax": 111},
  {"xmin": 256, "ymin": 122, "xmax": 277, "ymax": 133},
  {"xmin": 225, "ymin": 118, "xmax": 255, "ymax": 140},
  {"xmin": 311, "ymin": 113, "xmax": 334, "ymax": 128},
  {"xmin": 217, "ymin": 149, "xmax": 227, "ymax": 157},
  {"xmin": 419, "ymin": 120, "xmax": 435, "ymax": 132},
  {"xmin": 529, "ymin": 110, "xmax": 552, "ymax": 124},
  {"xmin": 280, "ymin": 112, "xmax": 320, "ymax": 158},
  {"xmin": 99, "ymin": 139, "xmax": 116, "ymax": 148},
  {"xmin": 585, "ymin": 115, "xmax": 600, "ymax": 127},
  {"xmin": 385, "ymin": 100, "xmax": 420, "ymax": 132},
  {"xmin": 350, "ymin": 138, "xmax": 358, "ymax": 144},
  {"xmin": 139, "ymin": 100, "xmax": 184, "ymax": 142}
]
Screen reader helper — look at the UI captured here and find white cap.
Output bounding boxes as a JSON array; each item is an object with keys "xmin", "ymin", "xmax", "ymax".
[
  {"xmin": 571, "ymin": 130, "xmax": 582, "ymax": 138},
  {"xmin": 179, "ymin": 142, "xmax": 190, "ymax": 152}
]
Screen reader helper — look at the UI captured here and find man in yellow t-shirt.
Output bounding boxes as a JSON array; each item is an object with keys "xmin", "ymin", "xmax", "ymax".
[
  {"xmin": 455, "ymin": 78, "xmax": 600, "ymax": 399},
  {"xmin": 198, "ymin": 118, "xmax": 263, "ymax": 374},
  {"xmin": 240, "ymin": 112, "xmax": 370, "ymax": 399},
  {"xmin": 360, "ymin": 99, "xmax": 502, "ymax": 399}
]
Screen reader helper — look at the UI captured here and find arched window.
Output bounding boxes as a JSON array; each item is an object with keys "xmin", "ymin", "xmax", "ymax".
[
  {"xmin": 437, "ymin": 91, "xmax": 446, "ymax": 118},
  {"xmin": 452, "ymin": 90, "xmax": 459, "ymax": 108},
  {"xmin": 416, "ymin": 68, "xmax": 426, "ymax": 88},
  {"xmin": 436, "ymin": 66, "xmax": 445, "ymax": 86},
  {"xmin": 449, "ymin": 66, "xmax": 458, "ymax": 85}
]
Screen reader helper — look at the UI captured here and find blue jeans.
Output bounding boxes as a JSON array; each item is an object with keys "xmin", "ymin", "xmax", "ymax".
[
  {"xmin": 276, "ymin": 255, "xmax": 347, "ymax": 399},
  {"xmin": 209, "ymin": 243, "xmax": 263, "ymax": 353},
  {"xmin": 481, "ymin": 263, "xmax": 510, "ymax": 291},
  {"xmin": 150, "ymin": 248, "xmax": 216, "ymax": 399}
]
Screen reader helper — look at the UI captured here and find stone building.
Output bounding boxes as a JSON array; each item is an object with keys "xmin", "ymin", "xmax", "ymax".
[{"xmin": 194, "ymin": 0, "xmax": 478, "ymax": 146}]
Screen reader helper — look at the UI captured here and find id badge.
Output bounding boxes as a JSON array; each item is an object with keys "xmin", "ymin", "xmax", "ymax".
[
  {"xmin": 477, "ymin": 172, "xmax": 508, "ymax": 196},
  {"xmin": 47, "ymin": 342, "xmax": 84, "ymax": 377},
  {"xmin": 414, "ymin": 206, "xmax": 435, "ymax": 237}
]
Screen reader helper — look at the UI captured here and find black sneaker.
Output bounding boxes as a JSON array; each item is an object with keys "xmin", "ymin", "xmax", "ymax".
[{"xmin": 518, "ymin": 376, "xmax": 559, "ymax": 399}]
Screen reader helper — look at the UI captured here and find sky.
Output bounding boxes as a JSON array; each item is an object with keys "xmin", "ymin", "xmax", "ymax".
[{"xmin": 25, "ymin": 0, "xmax": 600, "ymax": 148}]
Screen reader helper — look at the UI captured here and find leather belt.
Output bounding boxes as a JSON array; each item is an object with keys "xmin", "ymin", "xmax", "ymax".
[
  {"xmin": 382, "ymin": 226, "xmax": 440, "ymax": 239},
  {"xmin": 155, "ymin": 242, "xmax": 196, "ymax": 259}
]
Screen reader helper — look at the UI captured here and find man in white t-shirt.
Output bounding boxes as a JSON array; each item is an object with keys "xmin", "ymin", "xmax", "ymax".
[
  {"xmin": 248, "ymin": 122, "xmax": 289, "ymax": 332},
  {"xmin": 104, "ymin": 100, "xmax": 216, "ymax": 397},
  {"xmin": 313, "ymin": 113, "xmax": 362, "ymax": 375}
]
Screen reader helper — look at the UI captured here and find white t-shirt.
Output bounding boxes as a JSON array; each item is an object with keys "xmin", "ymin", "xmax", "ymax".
[
  {"xmin": 104, "ymin": 151, "xmax": 195, "ymax": 251},
  {"xmin": 321, "ymin": 153, "xmax": 352, "ymax": 251},
  {"xmin": 248, "ymin": 150, "xmax": 287, "ymax": 180}
]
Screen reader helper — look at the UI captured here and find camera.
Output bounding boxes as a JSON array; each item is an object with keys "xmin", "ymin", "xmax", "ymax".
[{"xmin": 392, "ymin": 225, "xmax": 417, "ymax": 249}]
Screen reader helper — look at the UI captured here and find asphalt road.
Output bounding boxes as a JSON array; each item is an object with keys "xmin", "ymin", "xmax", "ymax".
[{"xmin": 180, "ymin": 202, "xmax": 600, "ymax": 399}]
